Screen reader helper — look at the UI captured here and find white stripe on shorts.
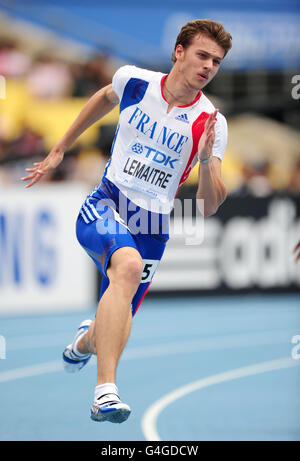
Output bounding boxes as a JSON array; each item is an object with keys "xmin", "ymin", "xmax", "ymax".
[
  {"xmin": 82, "ymin": 203, "xmax": 94, "ymax": 222},
  {"xmin": 80, "ymin": 208, "xmax": 90, "ymax": 224},
  {"xmin": 86, "ymin": 198, "xmax": 102, "ymax": 220}
]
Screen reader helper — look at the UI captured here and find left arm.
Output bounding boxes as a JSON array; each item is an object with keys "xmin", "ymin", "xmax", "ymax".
[{"xmin": 196, "ymin": 110, "xmax": 227, "ymax": 217}]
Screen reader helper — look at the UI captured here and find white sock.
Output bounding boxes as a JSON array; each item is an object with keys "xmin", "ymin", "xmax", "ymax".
[{"xmin": 94, "ymin": 383, "xmax": 120, "ymax": 403}]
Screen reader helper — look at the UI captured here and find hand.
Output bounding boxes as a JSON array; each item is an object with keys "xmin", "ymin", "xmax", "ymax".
[
  {"xmin": 198, "ymin": 109, "xmax": 218, "ymax": 162},
  {"xmin": 21, "ymin": 149, "xmax": 64, "ymax": 188},
  {"xmin": 294, "ymin": 240, "xmax": 300, "ymax": 263}
]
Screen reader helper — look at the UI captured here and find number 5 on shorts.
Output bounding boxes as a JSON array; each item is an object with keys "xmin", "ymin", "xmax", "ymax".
[{"xmin": 141, "ymin": 259, "xmax": 159, "ymax": 283}]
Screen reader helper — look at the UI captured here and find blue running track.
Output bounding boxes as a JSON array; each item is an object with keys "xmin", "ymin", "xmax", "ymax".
[{"xmin": 0, "ymin": 294, "xmax": 299, "ymax": 441}]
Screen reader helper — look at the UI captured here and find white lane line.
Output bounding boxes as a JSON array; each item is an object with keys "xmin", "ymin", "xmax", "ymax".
[
  {"xmin": 6, "ymin": 332, "xmax": 74, "ymax": 351},
  {"xmin": 124, "ymin": 330, "xmax": 292, "ymax": 359},
  {"xmin": 5, "ymin": 328, "xmax": 293, "ymax": 352},
  {"xmin": 0, "ymin": 360, "xmax": 63, "ymax": 383},
  {"xmin": 0, "ymin": 330, "xmax": 291, "ymax": 383},
  {"xmin": 1, "ymin": 338, "xmax": 299, "ymax": 387},
  {"xmin": 141, "ymin": 357, "xmax": 300, "ymax": 441}
]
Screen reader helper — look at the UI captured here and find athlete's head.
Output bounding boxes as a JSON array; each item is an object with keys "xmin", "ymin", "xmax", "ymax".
[{"xmin": 171, "ymin": 19, "xmax": 232, "ymax": 89}]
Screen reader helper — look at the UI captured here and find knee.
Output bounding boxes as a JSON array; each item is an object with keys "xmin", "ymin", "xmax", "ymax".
[
  {"xmin": 119, "ymin": 257, "xmax": 143, "ymax": 287},
  {"xmin": 108, "ymin": 252, "xmax": 143, "ymax": 290},
  {"xmin": 128, "ymin": 257, "xmax": 143, "ymax": 280}
]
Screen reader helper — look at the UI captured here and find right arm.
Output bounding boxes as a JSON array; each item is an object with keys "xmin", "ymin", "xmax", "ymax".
[{"xmin": 21, "ymin": 84, "xmax": 119, "ymax": 188}]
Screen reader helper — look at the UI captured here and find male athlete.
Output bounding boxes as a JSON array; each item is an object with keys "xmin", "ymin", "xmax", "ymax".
[{"xmin": 22, "ymin": 19, "xmax": 232, "ymax": 423}]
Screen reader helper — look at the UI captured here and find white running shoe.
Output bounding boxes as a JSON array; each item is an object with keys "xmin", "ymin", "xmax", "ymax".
[
  {"xmin": 90, "ymin": 393, "xmax": 131, "ymax": 423},
  {"xmin": 62, "ymin": 319, "xmax": 93, "ymax": 373}
]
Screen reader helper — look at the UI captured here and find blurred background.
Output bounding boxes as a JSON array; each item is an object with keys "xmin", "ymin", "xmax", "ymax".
[{"xmin": 0, "ymin": 0, "xmax": 299, "ymax": 311}]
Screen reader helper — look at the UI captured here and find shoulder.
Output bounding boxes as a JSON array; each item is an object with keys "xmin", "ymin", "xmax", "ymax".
[
  {"xmin": 113, "ymin": 64, "xmax": 163, "ymax": 84},
  {"xmin": 200, "ymin": 93, "xmax": 227, "ymax": 126},
  {"xmin": 216, "ymin": 111, "xmax": 228, "ymax": 133},
  {"xmin": 112, "ymin": 64, "xmax": 164, "ymax": 101}
]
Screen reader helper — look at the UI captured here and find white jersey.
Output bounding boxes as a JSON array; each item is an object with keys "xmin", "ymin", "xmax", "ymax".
[{"xmin": 103, "ymin": 65, "xmax": 228, "ymax": 213}]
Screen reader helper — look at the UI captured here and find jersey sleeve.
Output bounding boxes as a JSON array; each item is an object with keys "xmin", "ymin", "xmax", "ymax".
[
  {"xmin": 111, "ymin": 65, "xmax": 136, "ymax": 101},
  {"xmin": 212, "ymin": 112, "xmax": 228, "ymax": 161}
]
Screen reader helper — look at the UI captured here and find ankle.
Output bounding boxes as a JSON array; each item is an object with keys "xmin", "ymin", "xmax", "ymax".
[{"xmin": 94, "ymin": 382, "xmax": 119, "ymax": 401}]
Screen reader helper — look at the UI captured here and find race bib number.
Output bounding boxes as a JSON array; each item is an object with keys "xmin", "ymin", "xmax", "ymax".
[{"xmin": 141, "ymin": 259, "xmax": 159, "ymax": 283}]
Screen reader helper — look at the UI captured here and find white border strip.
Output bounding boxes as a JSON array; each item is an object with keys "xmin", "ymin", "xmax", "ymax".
[
  {"xmin": 0, "ymin": 360, "xmax": 63, "ymax": 383},
  {"xmin": 141, "ymin": 357, "xmax": 300, "ymax": 441}
]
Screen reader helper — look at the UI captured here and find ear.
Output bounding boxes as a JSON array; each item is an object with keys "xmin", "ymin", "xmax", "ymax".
[{"xmin": 175, "ymin": 44, "xmax": 185, "ymax": 61}]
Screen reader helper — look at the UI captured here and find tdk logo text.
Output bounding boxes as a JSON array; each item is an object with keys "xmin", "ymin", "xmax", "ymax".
[
  {"xmin": 131, "ymin": 142, "xmax": 179, "ymax": 169},
  {"xmin": 128, "ymin": 107, "xmax": 189, "ymax": 154}
]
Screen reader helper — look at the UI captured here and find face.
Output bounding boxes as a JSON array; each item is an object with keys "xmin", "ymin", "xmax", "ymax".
[{"xmin": 174, "ymin": 34, "xmax": 225, "ymax": 90}]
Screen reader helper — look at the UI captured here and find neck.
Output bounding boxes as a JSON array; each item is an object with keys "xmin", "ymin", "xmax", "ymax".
[{"xmin": 163, "ymin": 69, "xmax": 200, "ymax": 106}]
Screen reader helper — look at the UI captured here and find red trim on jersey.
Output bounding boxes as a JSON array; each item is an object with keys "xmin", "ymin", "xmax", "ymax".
[
  {"xmin": 160, "ymin": 75, "xmax": 201, "ymax": 107},
  {"xmin": 178, "ymin": 111, "xmax": 210, "ymax": 187}
]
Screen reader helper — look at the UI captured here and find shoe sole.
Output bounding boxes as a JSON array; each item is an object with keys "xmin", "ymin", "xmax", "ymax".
[
  {"xmin": 62, "ymin": 348, "xmax": 91, "ymax": 373},
  {"xmin": 62, "ymin": 320, "xmax": 92, "ymax": 373},
  {"xmin": 90, "ymin": 403, "xmax": 131, "ymax": 424}
]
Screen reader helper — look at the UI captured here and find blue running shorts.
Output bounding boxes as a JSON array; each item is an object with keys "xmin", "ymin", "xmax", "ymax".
[{"xmin": 76, "ymin": 178, "xmax": 169, "ymax": 316}]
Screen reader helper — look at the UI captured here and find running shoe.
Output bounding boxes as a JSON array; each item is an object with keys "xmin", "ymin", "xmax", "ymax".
[
  {"xmin": 62, "ymin": 319, "xmax": 93, "ymax": 373},
  {"xmin": 90, "ymin": 393, "xmax": 131, "ymax": 423}
]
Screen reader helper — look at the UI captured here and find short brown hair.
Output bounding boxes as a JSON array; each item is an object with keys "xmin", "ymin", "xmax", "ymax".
[{"xmin": 171, "ymin": 19, "xmax": 232, "ymax": 63}]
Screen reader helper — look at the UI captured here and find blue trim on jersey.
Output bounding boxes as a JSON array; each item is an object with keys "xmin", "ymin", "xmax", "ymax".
[
  {"xmin": 103, "ymin": 77, "xmax": 149, "ymax": 186},
  {"xmin": 119, "ymin": 78, "xmax": 149, "ymax": 113}
]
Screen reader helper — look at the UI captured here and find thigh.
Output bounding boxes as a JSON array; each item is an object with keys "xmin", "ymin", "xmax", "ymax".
[
  {"xmin": 77, "ymin": 208, "xmax": 168, "ymax": 317},
  {"xmin": 76, "ymin": 213, "xmax": 138, "ymax": 277}
]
